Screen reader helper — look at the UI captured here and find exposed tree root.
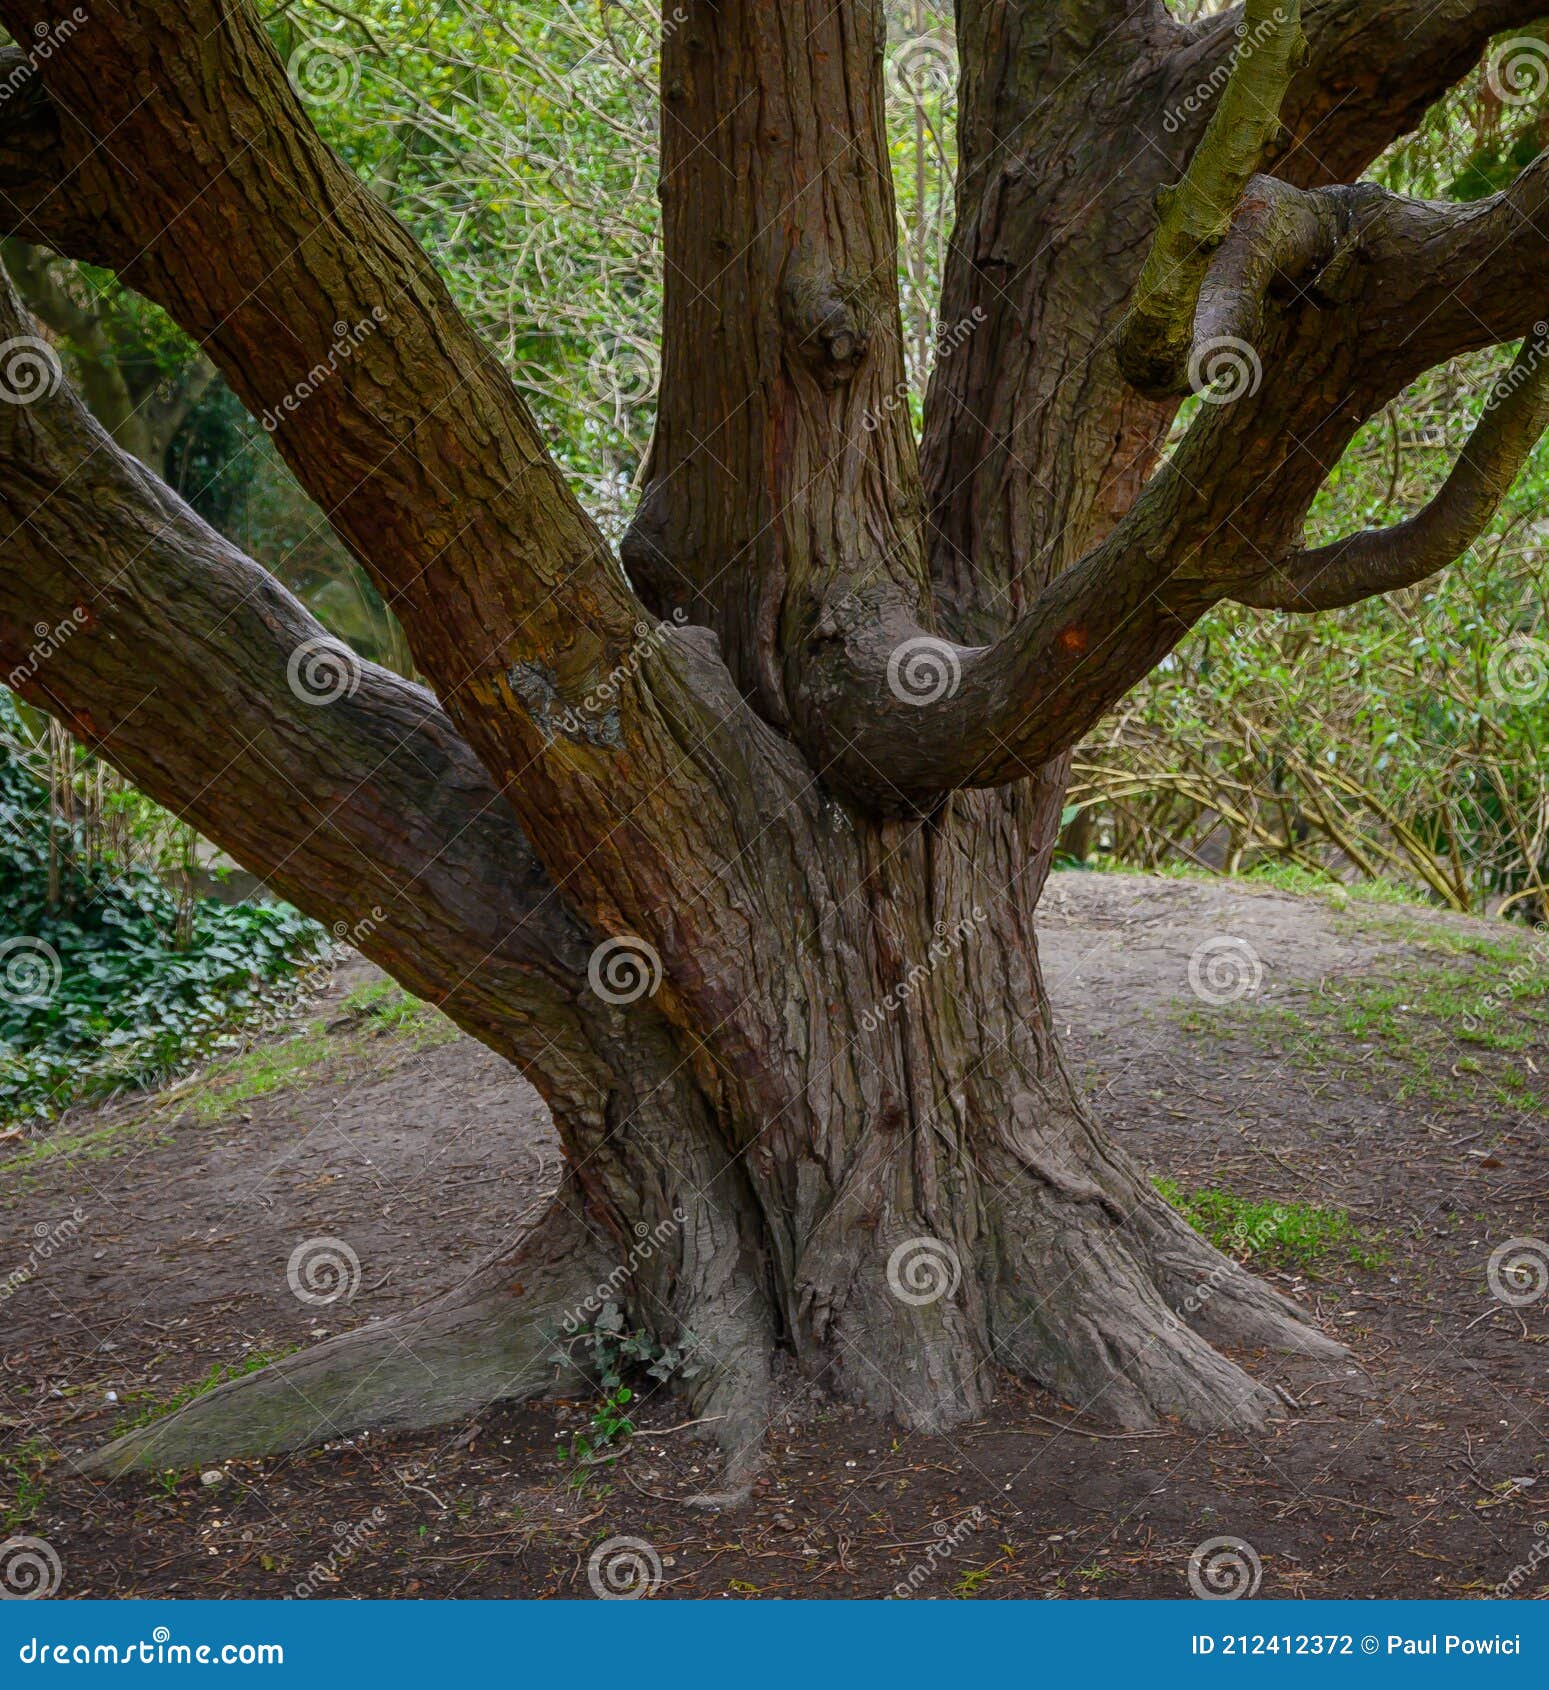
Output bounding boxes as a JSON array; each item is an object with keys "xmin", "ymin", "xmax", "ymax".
[{"xmin": 77, "ymin": 1194, "xmax": 615, "ymax": 1477}]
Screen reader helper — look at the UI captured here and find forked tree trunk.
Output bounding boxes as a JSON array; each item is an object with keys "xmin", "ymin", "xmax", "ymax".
[
  {"xmin": 81, "ymin": 787, "xmax": 1337, "ymax": 1489},
  {"xmin": 23, "ymin": 0, "xmax": 1532, "ymax": 1493},
  {"xmin": 50, "ymin": 0, "xmax": 1354, "ymax": 1491}
]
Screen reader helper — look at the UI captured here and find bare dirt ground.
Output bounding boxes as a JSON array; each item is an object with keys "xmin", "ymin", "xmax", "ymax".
[{"xmin": 2, "ymin": 870, "xmax": 1546, "ymax": 1600}]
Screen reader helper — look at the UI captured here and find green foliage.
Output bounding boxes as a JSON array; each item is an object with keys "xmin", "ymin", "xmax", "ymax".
[
  {"xmin": 1153, "ymin": 1178, "xmax": 1383, "ymax": 1271},
  {"xmin": 558, "ymin": 1301, "xmax": 701, "ymax": 1482},
  {"xmin": 1, "ymin": 1437, "xmax": 51, "ymax": 1529},
  {"xmin": 0, "ymin": 696, "xmax": 327, "ymax": 1128}
]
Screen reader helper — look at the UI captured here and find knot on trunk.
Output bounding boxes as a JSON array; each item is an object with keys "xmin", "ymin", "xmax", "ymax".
[{"xmin": 781, "ymin": 254, "xmax": 869, "ymax": 388}]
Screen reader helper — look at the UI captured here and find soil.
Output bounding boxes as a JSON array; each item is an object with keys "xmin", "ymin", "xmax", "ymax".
[{"xmin": 3, "ymin": 870, "xmax": 1546, "ymax": 1600}]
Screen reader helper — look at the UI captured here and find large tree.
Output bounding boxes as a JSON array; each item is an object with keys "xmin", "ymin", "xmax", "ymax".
[{"xmin": 2, "ymin": 0, "xmax": 1546, "ymax": 1492}]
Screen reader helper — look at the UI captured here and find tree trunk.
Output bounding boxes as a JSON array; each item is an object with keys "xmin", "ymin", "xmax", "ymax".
[{"xmin": 20, "ymin": 0, "xmax": 1521, "ymax": 1494}]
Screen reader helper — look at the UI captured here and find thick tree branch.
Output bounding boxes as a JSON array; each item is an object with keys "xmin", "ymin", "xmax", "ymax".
[
  {"xmin": 1236, "ymin": 326, "xmax": 1549, "ymax": 611},
  {"xmin": 0, "ymin": 0, "xmax": 825, "ymax": 1065},
  {"xmin": 1276, "ymin": 1, "xmax": 1549, "ymax": 187},
  {"xmin": 1119, "ymin": 0, "xmax": 1307, "ymax": 397},
  {"xmin": 0, "ymin": 262, "xmax": 619, "ymax": 1096}
]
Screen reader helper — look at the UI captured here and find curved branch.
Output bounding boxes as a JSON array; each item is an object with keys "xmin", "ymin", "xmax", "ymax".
[
  {"xmin": 1236, "ymin": 326, "xmax": 1549, "ymax": 611},
  {"xmin": 1119, "ymin": 0, "xmax": 1307, "ymax": 397},
  {"xmin": 0, "ymin": 259, "xmax": 620, "ymax": 1090},
  {"xmin": 1281, "ymin": 1, "xmax": 1549, "ymax": 187}
]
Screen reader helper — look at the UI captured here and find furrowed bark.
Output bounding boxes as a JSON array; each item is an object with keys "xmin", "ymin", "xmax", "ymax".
[
  {"xmin": 0, "ymin": 264, "xmax": 777, "ymax": 1478},
  {"xmin": 0, "ymin": 0, "xmax": 783, "ymax": 1020},
  {"xmin": 0, "ymin": 0, "xmax": 1399, "ymax": 1480}
]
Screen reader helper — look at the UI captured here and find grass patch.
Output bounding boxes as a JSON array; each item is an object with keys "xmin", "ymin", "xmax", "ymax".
[
  {"xmin": 1154, "ymin": 1177, "xmax": 1384, "ymax": 1271},
  {"xmin": 1, "ymin": 1437, "xmax": 52, "ymax": 1528},
  {"xmin": 1084, "ymin": 857, "xmax": 1424, "ymax": 908},
  {"xmin": 1179, "ymin": 933, "xmax": 1549, "ymax": 1114},
  {"xmin": 340, "ymin": 979, "xmax": 456, "ymax": 1045},
  {"xmin": 185, "ymin": 1027, "xmax": 338, "ymax": 1122},
  {"xmin": 113, "ymin": 1348, "xmax": 298, "ymax": 1434}
]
